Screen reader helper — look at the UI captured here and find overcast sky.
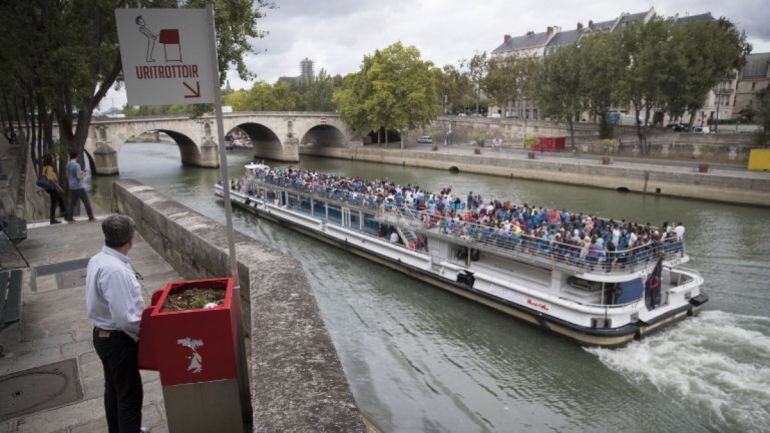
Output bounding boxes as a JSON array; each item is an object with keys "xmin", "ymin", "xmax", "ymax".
[{"xmin": 100, "ymin": 0, "xmax": 770, "ymax": 112}]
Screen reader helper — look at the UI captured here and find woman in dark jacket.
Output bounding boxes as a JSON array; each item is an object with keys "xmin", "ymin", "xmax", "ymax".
[{"xmin": 41, "ymin": 154, "xmax": 66, "ymax": 224}]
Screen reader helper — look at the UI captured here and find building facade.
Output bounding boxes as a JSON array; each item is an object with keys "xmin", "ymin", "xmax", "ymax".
[{"xmin": 733, "ymin": 52, "xmax": 770, "ymax": 119}]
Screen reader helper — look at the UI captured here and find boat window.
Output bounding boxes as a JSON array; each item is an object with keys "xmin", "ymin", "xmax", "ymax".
[
  {"xmin": 287, "ymin": 194, "xmax": 299, "ymax": 208},
  {"xmin": 350, "ymin": 210, "xmax": 360, "ymax": 229},
  {"xmin": 363, "ymin": 213, "xmax": 379, "ymax": 235},
  {"xmin": 314, "ymin": 200, "xmax": 326, "ymax": 216},
  {"xmin": 567, "ymin": 277, "xmax": 603, "ymax": 292},
  {"xmin": 299, "ymin": 195, "xmax": 311, "ymax": 212},
  {"xmin": 327, "ymin": 205, "xmax": 342, "ymax": 224},
  {"xmin": 266, "ymin": 190, "xmax": 276, "ymax": 202}
]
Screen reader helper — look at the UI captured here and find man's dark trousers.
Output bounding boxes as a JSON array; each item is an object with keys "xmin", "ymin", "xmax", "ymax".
[
  {"xmin": 68, "ymin": 188, "xmax": 94, "ymax": 219},
  {"xmin": 93, "ymin": 329, "xmax": 143, "ymax": 433}
]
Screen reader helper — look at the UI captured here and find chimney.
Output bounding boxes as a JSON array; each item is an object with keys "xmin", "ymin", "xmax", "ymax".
[
  {"xmin": 577, "ymin": 22, "xmax": 583, "ymax": 29},
  {"xmin": 588, "ymin": 20, "xmax": 594, "ymax": 28},
  {"xmin": 504, "ymin": 34, "xmax": 511, "ymax": 44},
  {"xmin": 547, "ymin": 26, "xmax": 554, "ymax": 35}
]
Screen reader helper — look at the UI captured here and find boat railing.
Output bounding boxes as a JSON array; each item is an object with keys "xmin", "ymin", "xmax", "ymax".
[
  {"xmin": 388, "ymin": 206, "xmax": 684, "ymax": 274},
  {"xmin": 240, "ymin": 176, "xmax": 684, "ymax": 274}
]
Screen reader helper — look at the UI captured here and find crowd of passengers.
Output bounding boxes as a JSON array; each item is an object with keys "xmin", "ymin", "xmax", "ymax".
[{"xmin": 229, "ymin": 166, "xmax": 685, "ymax": 268}]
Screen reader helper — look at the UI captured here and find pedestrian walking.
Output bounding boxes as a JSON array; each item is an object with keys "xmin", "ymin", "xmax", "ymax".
[
  {"xmin": 66, "ymin": 151, "xmax": 95, "ymax": 222},
  {"xmin": 41, "ymin": 154, "xmax": 66, "ymax": 224},
  {"xmin": 86, "ymin": 214, "xmax": 149, "ymax": 433}
]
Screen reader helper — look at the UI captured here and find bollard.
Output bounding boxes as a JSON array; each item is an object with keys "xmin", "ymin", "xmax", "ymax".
[
  {"xmin": 138, "ymin": 277, "xmax": 247, "ymax": 433},
  {"xmin": 601, "ymin": 156, "xmax": 611, "ymax": 165},
  {"xmin": 698, "ymin": 163, "xmax": 709, "ymax": 173}
]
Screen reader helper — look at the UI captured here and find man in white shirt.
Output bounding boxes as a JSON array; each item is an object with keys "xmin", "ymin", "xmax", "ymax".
[
  {"xmin": 86, "ymin": 214, "xmax": 147, "ymax": 433},
  {"xmin": 674, "ymin": 222, "xmax": 686, "ymax": 241}
]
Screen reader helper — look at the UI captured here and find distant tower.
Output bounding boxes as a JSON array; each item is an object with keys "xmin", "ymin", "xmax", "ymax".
[{"xmin": 300, "ymin": 58, "xmax": 314, "ymax": 83}]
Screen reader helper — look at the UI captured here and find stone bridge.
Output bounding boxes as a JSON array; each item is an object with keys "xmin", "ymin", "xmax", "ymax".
[{"xmin": 85, "ymin": 111, "xmax": 361, "ymax": 174}]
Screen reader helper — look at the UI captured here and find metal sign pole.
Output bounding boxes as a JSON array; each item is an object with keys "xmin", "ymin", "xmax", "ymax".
[
  {"xmin": 206, "ymin": 3, "xmax": 253, "ymax": 425},
  {"xmin": 205, "ymin": 3, "xmax": 238, "ymax": 285}
]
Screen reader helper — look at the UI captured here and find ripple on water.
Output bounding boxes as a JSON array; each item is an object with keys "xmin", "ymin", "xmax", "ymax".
[{"xmin": 587, "ymin": 310, "xmax": 770, "ymax": 433}]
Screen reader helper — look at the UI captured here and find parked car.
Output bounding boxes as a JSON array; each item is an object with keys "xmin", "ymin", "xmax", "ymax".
[
  {"xmin": 666, "ymin": 123, "xmax": 688, "ymax": 132},
  {"xmin": 417, "ymin": 135, "xmax": 433, "ymax": 144}
]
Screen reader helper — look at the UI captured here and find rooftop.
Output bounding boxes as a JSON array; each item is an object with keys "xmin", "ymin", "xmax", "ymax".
[{"xmin": 741, "ymin": 52, "xmax": 770, "ymax": 79}]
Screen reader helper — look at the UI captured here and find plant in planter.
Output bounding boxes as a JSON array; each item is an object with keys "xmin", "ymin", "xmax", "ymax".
[
  {"xmin": 522, "ymin": 136, "xmax": 539, "ymax": 148},
  {"xmin": 601, "ymin": 139, "xmax": 619, "ymax": 155}
]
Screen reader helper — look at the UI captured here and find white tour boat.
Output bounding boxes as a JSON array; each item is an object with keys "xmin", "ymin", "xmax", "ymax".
[{"xmin": 215, "ymin": 163, "xmax": 707, "ymax": 347}]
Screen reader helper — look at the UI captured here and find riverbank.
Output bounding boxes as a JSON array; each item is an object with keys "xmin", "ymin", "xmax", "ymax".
[{"xmin": 300, "ymin": 145, "xmax": 770, "ymax": 207}]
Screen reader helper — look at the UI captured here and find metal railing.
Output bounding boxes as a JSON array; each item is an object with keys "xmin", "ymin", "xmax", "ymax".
[{"xmin": 236, "ymin": 176, "xmax": 684, "ymax": 274}]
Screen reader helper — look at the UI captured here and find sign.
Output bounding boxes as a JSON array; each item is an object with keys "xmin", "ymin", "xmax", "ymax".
[{"xmin": 115, "ymin": 8, "xmax": 215, "ymax": 105}]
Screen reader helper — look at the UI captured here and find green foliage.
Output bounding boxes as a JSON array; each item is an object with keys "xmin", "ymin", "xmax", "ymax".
[
  {"xmin": 217, "ymin": 69, "xmax": 344, "ymax": 113},
  {"xmin": 483, "ymin": 54, "xmax": 538, "ymax": 115},
  {"xmin": 614, "ymin": 16, "xmax": 749, "ymax": 153},
  {"xmin": 601, "ymin": 139, "xmax": 620, "ymax": 153},
  {"xmin": 755, "ymin": 86, "xmax": 770, "ymax": 147},
  {"xmin": 577, "ymin": 32, "xmax": 624, "ymax": 138},
  {"xmin": 522, "ymin": 136, "xmax": 540, "ymax": 147},
  {"xmin": 334, "ymin": 42, "xmax": 440, "ymax": 146},
  {"xmin": 434, "ymin": 64, "xmax": 474, "ymax": 114},
  {"xmin": 0, "ymin": 0, "xmax": 273, "ymax": 153},
  {"xmin": 462, "ymin": 52, "xmax": 489, "ymax": 113},
  {"xmin": 532, "ymin": 45, "xmax": 583, "ymax": 149}
]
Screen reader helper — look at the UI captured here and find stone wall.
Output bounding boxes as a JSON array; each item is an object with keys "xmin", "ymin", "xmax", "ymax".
[
  {"xmin": 113, "ymin": 179, "xmax": 367, "ymax": 433},
  {"xmin": 426, "ymin": 117, "xmax": 758, "ymax": 163},
  {"xmin": 300, "ymin": 146, "xmax": 770, "ymax": 207}
]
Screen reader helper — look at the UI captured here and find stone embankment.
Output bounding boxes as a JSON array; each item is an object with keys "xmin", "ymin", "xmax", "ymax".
[
  {"xmin": 301, "ymin": 146, "xmax": 770, "ymax": 207},
  {"xmin": 113, "ymin": 179, "xmax": 367, "ymax": 432},
  {"xmin": 422, "ymin": 116, "xmax": 757, "ymax": 163}
]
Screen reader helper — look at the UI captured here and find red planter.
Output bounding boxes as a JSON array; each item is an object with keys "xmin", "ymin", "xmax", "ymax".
[
  {"xmin": 532, "ymin": 137, "xmax": 566, "ymax": 152},
  {"xmin": 138, "ymin": 277, "xmax": 238, "ymax": 387}
]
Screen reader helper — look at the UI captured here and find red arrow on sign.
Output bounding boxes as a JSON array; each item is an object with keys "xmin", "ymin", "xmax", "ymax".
[{"xmin": 183, "ymin": 81, "xmax": 201, "ymax": 98}]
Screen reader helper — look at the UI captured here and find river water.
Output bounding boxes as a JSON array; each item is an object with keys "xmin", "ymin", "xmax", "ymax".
[{"xmin": 93, "ymin": 142, "xmax": 770, "ymax": 433}]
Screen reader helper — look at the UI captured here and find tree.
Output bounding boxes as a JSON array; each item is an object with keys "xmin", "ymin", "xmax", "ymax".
[
  {"xmin": 0, "ymin": 0, "xmax": 273, "ymax": 160},
  {"xmin": 666, "ymin": 18, "xmax": 751, "ymax": 128},
  {"xmin": 483, "ymin": 54, "xmax": 538, "ymax": 117},
  {"xmin": 335, "ymin": 42, "xmax": 440, "ymax": 148},
  {"xmin": 616, "ymin": 17, "xmax": 675, "ymax": 154},
  {"xmin": 532, "ymin": 45, "xmax": 584, "ymax": 149},
  {"xmin": 577, "ymin": 32, "xmax": 624, "ymax": 138},
  {"xmin": 755, "ymin": 86, "xmax": 770, "ymax": 147},
  {"xmin": 462, "ymin": 52, "xmax": 488, "ymax": 114},
  {"xmin": 435, "ymin": 64, "xmax": 474, "ymax": 114},
  {"xmin": 332, "ymin": 63, "xmax": 374, "ymax": 138}
]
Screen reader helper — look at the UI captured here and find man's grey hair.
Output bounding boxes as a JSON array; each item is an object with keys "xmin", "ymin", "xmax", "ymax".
[{"xmin": 102, "ymin": 214, "xmax": 136, "ymax": 248}]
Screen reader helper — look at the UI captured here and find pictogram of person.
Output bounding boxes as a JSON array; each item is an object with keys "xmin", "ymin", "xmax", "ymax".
[{"xmin": 135, "ymin": 15, "xmax": 156, "ymax": 62}]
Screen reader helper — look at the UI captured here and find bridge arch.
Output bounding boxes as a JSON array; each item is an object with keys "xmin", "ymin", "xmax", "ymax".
[
  {"xmin": 300, "ymin": 124, "xmax": 348, "ymax": 148},
  {"xmin": 154, "ymin": 129, "xmax": 204, "ymax": 167}
]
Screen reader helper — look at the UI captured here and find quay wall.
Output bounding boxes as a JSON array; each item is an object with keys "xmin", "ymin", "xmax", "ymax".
[
  {"xmin": 300, "ymin": 146, "xmax": 770, "ymax": 207},
  {"xmin": 421, "ymin": 117, "xmax": 757, "ymax": 163},
  {"xmin": 113, "ymin": 179, "xmax": 367, "ymax": 433}
]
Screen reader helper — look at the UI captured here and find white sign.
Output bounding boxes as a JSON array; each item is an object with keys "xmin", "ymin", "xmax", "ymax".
[{"xmin": 115, "ymin": 8, "xmax": 215, "ymax": 106}]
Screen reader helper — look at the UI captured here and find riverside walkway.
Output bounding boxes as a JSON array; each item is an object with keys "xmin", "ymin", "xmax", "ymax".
[{"xmin": 0, "ymin": 214, "xmax": 181, "ymax": 432}]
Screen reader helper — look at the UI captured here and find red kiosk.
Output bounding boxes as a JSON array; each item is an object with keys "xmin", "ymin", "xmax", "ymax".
[
  {"xmin": 139, "ymin": 277, "xmax": 246, "ymax": 433},
  {"xmin": 532, "ymin": 136, "xmax": 566, "ymax": 152}
]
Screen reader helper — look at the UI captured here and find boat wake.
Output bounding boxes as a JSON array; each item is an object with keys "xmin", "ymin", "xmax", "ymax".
[{"xmin": 587, "ymin": 310, "xmax": 770, "ymax": 433}]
